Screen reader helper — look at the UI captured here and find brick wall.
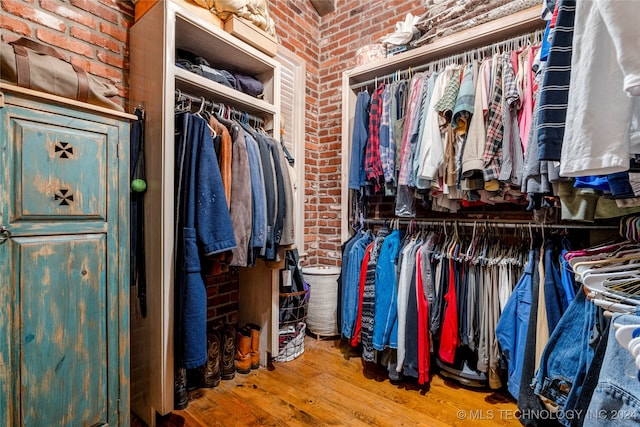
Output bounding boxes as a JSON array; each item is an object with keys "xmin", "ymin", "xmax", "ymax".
[
  {"xmin": 0, "ymin": 0, "xmax": 133, "ymax": 109},
  {"xmin": 294, "ymin": 0, "xmax": 535, "ymax": 267},
  {"xmin": 268, "ymin": 0, "xmax": 322, "ymax": 266}
]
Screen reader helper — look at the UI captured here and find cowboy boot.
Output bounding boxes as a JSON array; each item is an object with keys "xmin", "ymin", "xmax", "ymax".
[
  {"xmin": 174, "ymin": 367, "xmax": 189, "ymax": 409},
  {"xmin": 202, "ymin": 329, "xmax": 221, "ymax": 387},
  {"xmin": 235, "ymin": 327, "xmax": 252, "ymax": 374},
  {"xmin": 247, "ymin": 323, "xmax": 261, "ymax": 370},
  {"xmin": 221, "ymin": 324, "xmax": 236, "ymax": 380}
]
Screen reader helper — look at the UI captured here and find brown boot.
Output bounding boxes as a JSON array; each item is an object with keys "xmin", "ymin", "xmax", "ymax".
[
  {"xmin": 202, "ymin": 330, "xmax": 221, "ymax": 388},
  {"xmin": 235, "ymin": 327, "xmax": 252, "ymax": 374},
  {"xmin": 221, "ymin": 324, "xmax": 236, "ymax": 380},
  {"xmin": 247, "ymin": 323, "xmax": 261, "ymax": 370}
]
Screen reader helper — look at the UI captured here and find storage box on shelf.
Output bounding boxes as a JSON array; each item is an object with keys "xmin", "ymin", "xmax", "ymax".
[
  {"xmin": 130, "ymin": 0, "xmax": 280, "ymax": 424},
  {"xmin": 223, "ymin": 16, "xmax": 278, "ymax": 58}
]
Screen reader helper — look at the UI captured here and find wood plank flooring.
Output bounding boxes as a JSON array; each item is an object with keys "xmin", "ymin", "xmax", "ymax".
[{"xmin": 134, "ymin": 337, "xmax": 521, "ymax": 426}]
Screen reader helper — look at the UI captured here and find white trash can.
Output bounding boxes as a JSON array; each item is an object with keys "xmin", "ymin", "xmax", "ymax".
[{"xmin": 303, "ymin": 266, "xmax": 340, "ymax": 337}]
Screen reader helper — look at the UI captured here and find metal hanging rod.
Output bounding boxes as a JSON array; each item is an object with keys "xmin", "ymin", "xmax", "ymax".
[
  {"xmin": 174, "ymin": 89, "xmax": 265, "ymax": 127},
  {"xmin": 362, "ymin": 218, "xmax": 620, "ymax": 230},
  {"xmin": 350, "ymin": 28, "xmax": 544, "ymax": 91}
]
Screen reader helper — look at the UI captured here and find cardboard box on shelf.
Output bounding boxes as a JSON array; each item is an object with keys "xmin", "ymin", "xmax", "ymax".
[{"xmin": 224, "ymin": 16, "xmax": 277, "ymax": 58}]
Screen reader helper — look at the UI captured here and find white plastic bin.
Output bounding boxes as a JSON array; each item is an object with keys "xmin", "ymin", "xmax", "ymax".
[{"xmin": 303, "ymin": 266, "xmax": 341, "ymax": 337}]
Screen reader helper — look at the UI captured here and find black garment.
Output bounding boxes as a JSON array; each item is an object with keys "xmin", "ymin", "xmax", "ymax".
[
  {"xmin": 267, "ymin": 136, "xmax": 286, "ymax": 250},
  {"xmin": 403, "ymin": 256, "xmax": 419, "ymax": 378},
  {"xmin": 130, "ymin": 108, "xmax": 146, "ymax": 316}
]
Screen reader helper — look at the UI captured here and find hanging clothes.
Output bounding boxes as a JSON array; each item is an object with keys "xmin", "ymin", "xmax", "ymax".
[{"xmin": 174, "ymin": 112, "xmax": 236, "ymax": 369}]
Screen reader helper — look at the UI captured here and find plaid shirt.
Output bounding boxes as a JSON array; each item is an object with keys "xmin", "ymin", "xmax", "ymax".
[
  {"xmin": 434, "ymin": 66, "xmax": 462, "ymax": 120},
  {"xmin": 482, "ymin": 56, "xmax": 504, "ymax": 182},
  {"xmin": 365, "ymin": 83, "xmax": 385, "ymax": 191},
  {"xmin": 499, "ymin": 55, "xmax": 522, "ymax": 183}
]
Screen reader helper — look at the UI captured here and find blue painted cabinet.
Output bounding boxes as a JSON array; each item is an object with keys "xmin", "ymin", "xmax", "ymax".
[{"xmin": 0, "ymin": 86, "xmax": 132, "ymax": 427}]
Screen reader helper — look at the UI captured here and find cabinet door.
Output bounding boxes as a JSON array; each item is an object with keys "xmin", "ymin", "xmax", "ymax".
[{"xmin": 0, "ymin": 102, "xmax": 122, "ymax": 426}]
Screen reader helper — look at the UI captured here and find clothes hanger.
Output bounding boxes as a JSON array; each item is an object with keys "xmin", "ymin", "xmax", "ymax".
[
  {"xmin": 568, "ymin": 243, "xmax": 640, "ymax": 269},
  {"xmin": 574, "ymin": 253, "xmax": 640, "ymax": 278}
]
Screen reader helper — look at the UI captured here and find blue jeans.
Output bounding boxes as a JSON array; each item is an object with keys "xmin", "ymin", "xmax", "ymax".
[
  {"xmin": 584, "ymin": 314, "xmax": 640, "ymax": 427},
  {"xmin": 532, "ymin": 288, "xmax": 596, "ymax": 426}
]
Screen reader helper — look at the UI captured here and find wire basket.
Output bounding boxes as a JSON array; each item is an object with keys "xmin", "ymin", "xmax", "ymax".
[
  {"xmin": 273, "ymin": 322, "xmax": 306, "ymax": 362},
  {"xmin": 274, "ymin": 289, "xmax": 309, "ymax": 362}
]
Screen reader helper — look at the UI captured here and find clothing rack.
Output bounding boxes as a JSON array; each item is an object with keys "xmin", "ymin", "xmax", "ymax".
[
  {"xmin": 175, "ymin": 89, "xmax": 265, "ymax": 127},
  {"xmin": 362, "ymin": 218, "xmax": 620, "ymax": 230},
  {"xmin": 350, "ymin": 28, "xmax": 545, "ymax": 91}
]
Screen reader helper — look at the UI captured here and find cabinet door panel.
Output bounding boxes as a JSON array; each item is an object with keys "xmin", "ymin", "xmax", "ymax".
[
  {"xmin": 11, "ymin": 118, "xmax": 107, "ymax": 221},
  {"xmin": 16, "ymin": 234, "xmax": 109, "ymax": 427}
]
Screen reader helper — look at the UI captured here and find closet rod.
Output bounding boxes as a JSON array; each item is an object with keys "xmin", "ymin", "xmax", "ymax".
[
  {"xmin": 362, "ymin": 218, "xmax": 620, "ymax": 230},
  {"xmin": 350, "ymin": 28, "xmax": 544, "ymax": 91},
  {"xmin": 174, "ymin": 90, "xmax": 265, "ymax": 127}
]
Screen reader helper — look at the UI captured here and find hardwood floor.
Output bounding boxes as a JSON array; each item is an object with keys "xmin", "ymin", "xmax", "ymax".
[{"xmin": 134, "ymin": 337, "xmax": 521, "ymax": 426}]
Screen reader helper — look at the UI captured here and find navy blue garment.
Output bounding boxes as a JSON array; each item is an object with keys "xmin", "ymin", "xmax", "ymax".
[
  {"xmin": 175, "ymin": 113, "xmax": 236, "ymax": 369},
  {"xmin": 233, "ymin": 72, "xmax": 264, "ymax": 97},
  {"xmin": 537, "ymin": 0, "xmax": 576, "ymax": 161},
  {"xmin": 543, "ymin": 239, "xmax": 567, "ymax": 334},
  {"xmin": 348, "ymin": 91, "xmax": 370, "ymax": 190},
  {"xmin": 607, "ymin": 171, "xmax": 636, "ymax": 199},
  {"xmin": 244, "ymin": 132, "xmax": 267, "ymax": 259}
]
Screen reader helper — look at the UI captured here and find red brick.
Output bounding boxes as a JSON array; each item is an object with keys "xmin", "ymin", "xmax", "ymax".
[
  {"xmin": 2, "ymin": 0, "xmax": 65, "ymax": 31},
  {"xmin": 100, "ymin": 21, "xmax": 127, "ymax": 43},
  {"xmin": 70, "ymin": 57, "xmax": 121, "ymax": 81},
  {"xmin": 40, "ymin": 0, "xmax": 97, "ymax": 29},
  {"xmin": 0, "ymin": 15, "xmax": 31, "ymax": 36},
  {"xmin": 70, "ymin": 26, "xmax": 120, "ymax": 54},
  {"xmin": 69, "ymin": 0, "xmax": 119, "ymax": 23},
  {"xmin": 36, "ymin": 28, "xmax": 93, "ymax": 58},
  {"xmin": 97, "ymin": 50, "xmax": 125, "ymax": 68}
]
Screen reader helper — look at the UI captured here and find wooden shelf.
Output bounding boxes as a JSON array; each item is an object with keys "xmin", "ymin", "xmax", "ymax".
[
  {"xmin": 174, "ymin": 67, "xmax": 276, "ymax": 117},
  {"xmin": 345, "ymin": 6, "xmax": 544, "ymax": 86}
]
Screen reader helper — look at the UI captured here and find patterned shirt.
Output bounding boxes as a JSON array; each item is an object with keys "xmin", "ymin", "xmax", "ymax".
[
  {"xmin": 483, "ymin": 56, "xmax": 505, "ymax": 182},
  {"xmin": 434, "ymin": 67, "xmax": 462, "ymax": 122},
  {"xmin": 365, "ymin": 83, "xmax": 385, "ymax": 191},
  {"xmin": 536, "ymin": 0, "xmax": 576, "ymax": 161}
]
